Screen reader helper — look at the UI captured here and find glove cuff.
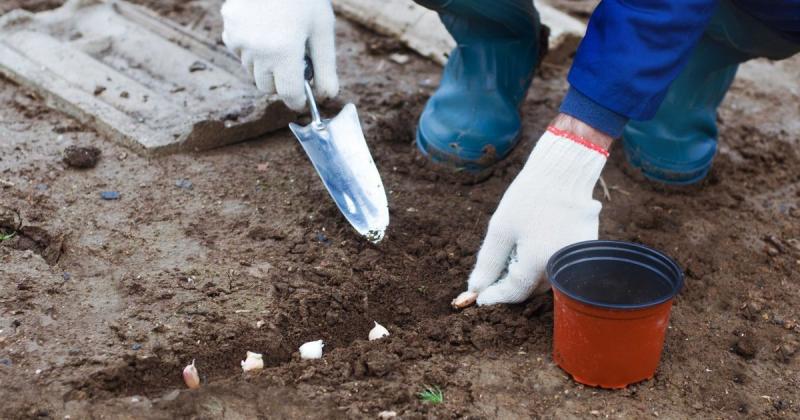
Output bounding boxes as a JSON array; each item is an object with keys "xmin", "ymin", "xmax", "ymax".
[{"xmin": 522, "ymin": 127, "xmax": 608, "ymax": 198}]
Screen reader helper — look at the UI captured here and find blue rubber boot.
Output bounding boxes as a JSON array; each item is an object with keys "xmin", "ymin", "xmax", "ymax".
[
  {"xmin": 622, "ymin": 0, "xmax": 800, "ymax": 185},
  {"xmin": 414, "ymin": 0, "xmax": 542, "ymax": 170},
  {"xmin": 621, "ymin": 35, "xmax": 744, "ymax": 184}
]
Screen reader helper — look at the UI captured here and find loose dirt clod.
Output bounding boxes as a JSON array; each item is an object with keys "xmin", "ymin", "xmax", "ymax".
[
  {"xmin": 63, "ymin": 145, "xmax": 101, "ymax": 169},
  {"xmin": 732, "ymin": 337, "xmax": 757, "ymax": 360}
]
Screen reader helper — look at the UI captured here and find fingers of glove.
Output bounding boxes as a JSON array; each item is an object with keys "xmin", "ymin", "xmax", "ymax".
[
  {"xmin": 476, "ymin": 245, "xmax": 545, "ymax": 306},
  {"xmin": 273, "ymin": 55, "xmax": 307, "ymax": 111},
  {"xmin": 308, "ymin": 18, "xmax": 339, "ymax": 99},
  {"xmin": 476, "ymin": 271, "xmax": 541, "ymax": 306},
  {"xmin": 240, "ymin": 50, "xmax": 255, "ymax": 80},
  {"xmin": 252, "ymin": 59, "xmax": 276, "ymax": 94},
  {"xmin": 221, "ymin": 31, "xmax": 236, "ymax": 56},
  {"xmin": 466, "ymin": 229, "xmax": 514, "ymax": 293},
  {"xmin": 221, "ymin": 33, "xmax": 243, "ymax": 60}
]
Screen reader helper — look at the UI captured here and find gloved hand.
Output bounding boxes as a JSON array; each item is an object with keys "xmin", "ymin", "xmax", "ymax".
[
  {"xmin": 221, "ymin": 0, "xmax": 339, "ymax": 111},
  {"xmin": 454, "ymin": 126, "xmax": 608, "ymax": 307}
]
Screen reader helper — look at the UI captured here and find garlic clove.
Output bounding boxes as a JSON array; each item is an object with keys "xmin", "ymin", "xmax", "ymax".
[
  {"xmin": 182, "ymin": 360, "xmax": 200, "ymax": 389},
  {"xmin": 368, "ymin": 321, "xmax": 390, "ymax": 341},
  {"xmin": 299, "ymin": 340, "xmax": 324, "ymax": 359},
  {"xmin": 451, "ymin": 290, "xmax": 478, "ymax": 309},
  {"xmin": 240, "ymin": 351, "xmax": 264, "ymax": 372}
]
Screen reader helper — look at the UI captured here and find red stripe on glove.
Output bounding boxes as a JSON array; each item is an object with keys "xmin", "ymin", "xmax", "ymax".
[{"xmin": 547, "ymin": 126, "xmax": 610, "ymax": 158}]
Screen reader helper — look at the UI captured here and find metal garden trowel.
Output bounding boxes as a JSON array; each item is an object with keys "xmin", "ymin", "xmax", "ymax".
[{"xmin": 289, "ymin": 58, "xmax": 389, "ymax": 243}]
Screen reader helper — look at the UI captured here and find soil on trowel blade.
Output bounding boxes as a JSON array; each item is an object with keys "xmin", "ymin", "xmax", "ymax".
[{"xmin": 0, "ymin": 1, "xmax": 798, "ymax": 419}]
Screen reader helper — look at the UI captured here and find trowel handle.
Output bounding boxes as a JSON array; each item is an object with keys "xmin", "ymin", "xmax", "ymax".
[
  {"xmin": 304, "ymin": 56, "xmax": 314, "ymax": 82},
  {"xmin": 302, "ymin": 56, "xmax": 322, "ymax": 125}
]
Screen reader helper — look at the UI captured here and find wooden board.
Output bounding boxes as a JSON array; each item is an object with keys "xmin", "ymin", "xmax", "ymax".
[
  {"xmin": 0, "ymin": 0, "xmax": 294, "ymax": 155},
  {"xmin": 331, "ymin": 0, "xmax": 587, "ymax": 66}
]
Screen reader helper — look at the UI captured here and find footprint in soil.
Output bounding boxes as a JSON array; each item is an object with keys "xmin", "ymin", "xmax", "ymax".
[{"xmin": 0, "ymin": 209, "xmax": 64, "ymax": 265}]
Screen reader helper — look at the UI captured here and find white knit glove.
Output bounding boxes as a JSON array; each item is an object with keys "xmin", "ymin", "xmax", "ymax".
[
  {"xmin": 221, "ymin": 0, "xmax": 339, "ymax": 110},
  {"xmin": 459, "ymin": 127, "xmax": 608, "ymax": 306}
]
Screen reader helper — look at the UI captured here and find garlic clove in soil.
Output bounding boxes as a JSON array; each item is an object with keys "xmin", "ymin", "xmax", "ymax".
[
  {"xmin": 299, "ymin": 340, "xmax": 324, "ymax": 359},
  {"xmin": 240, "ymin": 351, "xmax": 264, "ymax": 372},
  {"xmin": 451, "ymin": 290, "xmax": 478, "ymax": 309},
  {"xmin": 368, "ymin": 321, "xmax": 390, "ymax": 341},
  {"xmin": 182, "ymin": 360, "xmax": 200, "ymax": 389}
]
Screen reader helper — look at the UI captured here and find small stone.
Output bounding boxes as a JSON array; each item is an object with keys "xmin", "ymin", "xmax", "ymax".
[
  {"xmin": 120, "ymin": 91, "xmax": 130, "ymax": 99},
  {"xmin": 0, "ymin": 359, "xmax": 11, "ymax": 366},
  {"xmin": 35, "ymin": 184, "xmax": 48, "ymax": 191},
  {"xmin": 161, "ymin": 390, "xmax": 180, "ymax": 401},
  {"xmin": 315, "ymin": 232, "xmax": 330, "ymax": 245},
  {"xmin": 189, "ymin": 61, "xmax": 208, "ymax": 72},
  {"xmin": 62, "ymin": 272, "xmax": 71, "ymax": 281},
  {"xmin": 389, "ymin": 53, "xmax": 409, "ymax": 64},
  {"xmin": 175, "ymin": 179, "xmax": 193, "ymax": 190},
  {"xmin": 378, "ymin": 411, "xmax": 397, "ymax": 419},
  {"xmin": 63, "ymin": 145, "xmax": 101, "ymax": 169},
  {"xmin": 132, "ymin": 343, "xmax": 142, "ymax": 351},
  {"xmin": 779, "ymin": 343, "xmax": 797, "ymax": 358},
  {"xmin": 256, "ymin": 163, "xmax": 269, "ymax": 172},
  {"xmin": 100, "ymin": 191, "xmax": 120, "ymax": 200},
  {"xmin": 765, "ymin": 236, "xmax": 785, "ymax": 253},
  {"xmin": 93, "ymin": 85, "xmax": 106, "ymax": 96}
]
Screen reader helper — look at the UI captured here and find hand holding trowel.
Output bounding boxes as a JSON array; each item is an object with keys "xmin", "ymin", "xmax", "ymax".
[{"xmin": 289, "ymin": 58, "xmax": 389, "ymax": 243}]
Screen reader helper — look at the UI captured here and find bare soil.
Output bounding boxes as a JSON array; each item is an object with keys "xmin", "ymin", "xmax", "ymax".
[{"xmin": 1, "ymin": 1, "xmax": 799, "ymax": 419}]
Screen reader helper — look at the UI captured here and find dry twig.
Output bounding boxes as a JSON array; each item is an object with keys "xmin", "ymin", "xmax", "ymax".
[{"xmin": 598, "ymin": 176, "xmax": 612, "ymax": 202}]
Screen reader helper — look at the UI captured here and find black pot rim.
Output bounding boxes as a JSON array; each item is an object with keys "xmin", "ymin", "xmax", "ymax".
[{"xmin": 546, "ymin": 240, "xmax": 684, "ymax": 311}]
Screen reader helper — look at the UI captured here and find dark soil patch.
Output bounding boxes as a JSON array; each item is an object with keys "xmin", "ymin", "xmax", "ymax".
[{"xmin": 0, "ymin": 1, "xmax": 798, "ymax": 419}]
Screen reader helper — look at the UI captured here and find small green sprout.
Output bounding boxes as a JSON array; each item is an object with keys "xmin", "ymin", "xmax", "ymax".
[
  {"xmin": 0, "ymin": 231, "xmax": 16, "ymax": 242},
  {"xmin": 417, "ymin": 385, "xmax": 443, "ymax": 404}
]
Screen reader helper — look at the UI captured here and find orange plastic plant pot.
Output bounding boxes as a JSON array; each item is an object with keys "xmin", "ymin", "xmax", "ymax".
[{"xmin": 546, "ymin": 240, "xmax": 683, "ymax": 389}]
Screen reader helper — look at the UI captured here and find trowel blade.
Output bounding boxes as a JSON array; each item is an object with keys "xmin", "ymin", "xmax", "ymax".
[{"xmin": 289, "ymin": 103, "xmax": 389, "ymax": 242}]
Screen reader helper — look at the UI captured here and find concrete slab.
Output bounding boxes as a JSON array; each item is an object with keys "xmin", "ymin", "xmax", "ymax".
[
  {"xmin": 0, "ymin": 0, "xmax": 294, "ymax": 155},
  {"xmin": 331, "ymin": 0, "xmax": 587, "ymax": 66}
]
